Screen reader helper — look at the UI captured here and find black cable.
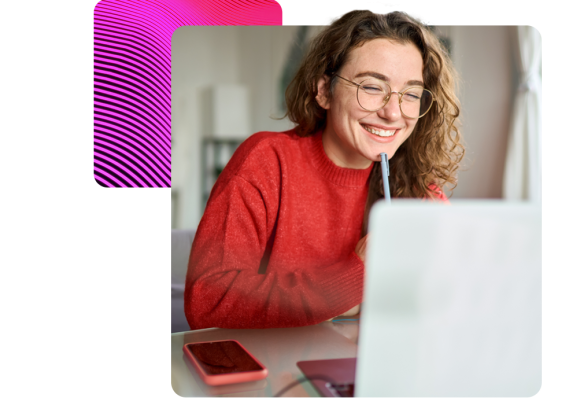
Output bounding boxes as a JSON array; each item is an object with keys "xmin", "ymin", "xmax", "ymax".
[{"xmin": 273, "ymin": 374, "xmax": 339, "ymax": 397}]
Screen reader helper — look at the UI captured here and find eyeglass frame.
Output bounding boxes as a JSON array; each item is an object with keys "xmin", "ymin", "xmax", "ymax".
[{"xmin": 333, "ymin": 74, "xmax": 436, "ymax": 119}]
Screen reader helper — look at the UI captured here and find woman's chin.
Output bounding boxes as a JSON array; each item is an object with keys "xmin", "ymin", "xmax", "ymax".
[{"xmin": 369, "ymin": 150, "xmax": 395, "ymax": 162}]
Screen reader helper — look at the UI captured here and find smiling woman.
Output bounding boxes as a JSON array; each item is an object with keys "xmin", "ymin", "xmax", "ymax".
[
  {"xmin": 184, "ymin": 10, "xmax": 464, "ymax": 330},
  {"xmin": 316, "ymin": 39, "xmax": 426, "ymax": 169},
  {"xmin": 287, "ymin": 10, "xmax": 464, "ymax": 231}
]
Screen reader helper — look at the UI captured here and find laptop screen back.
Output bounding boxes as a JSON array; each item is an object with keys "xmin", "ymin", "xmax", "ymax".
[{"xmin": 356, "ymin": 201, "xmax": 541, "ymax": 397}]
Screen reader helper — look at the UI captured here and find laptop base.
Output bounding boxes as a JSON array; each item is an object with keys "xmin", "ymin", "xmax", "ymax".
[{"xmin": 297, "ymin": 358, "xmax": 357, "ymax": 397}]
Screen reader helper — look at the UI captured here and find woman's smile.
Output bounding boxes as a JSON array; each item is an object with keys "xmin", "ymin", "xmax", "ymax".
[{"xmin": 360, "ymin": 122, "xmax": 399, "ymax": 139}]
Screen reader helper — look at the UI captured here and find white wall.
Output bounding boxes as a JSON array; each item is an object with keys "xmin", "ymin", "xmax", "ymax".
[
  {"xmin": 172, "ymin": 26, "xmax": 245, "ymax": 229},
  {"xmin": 448, "ymin": 26, "xmax": 514, "ymax": 199},
  {"xmin": 172, "ymin": 25, "xmax": 516, "ymax": 228}
]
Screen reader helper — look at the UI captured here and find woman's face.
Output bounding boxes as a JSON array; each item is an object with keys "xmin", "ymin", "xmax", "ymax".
[{"xmin": 317, "ymin": 39, "xmax": 424, "ymax": 169}]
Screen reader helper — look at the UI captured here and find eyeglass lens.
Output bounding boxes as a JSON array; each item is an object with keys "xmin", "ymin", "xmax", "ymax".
[{"xmin": 357, "ymin": 78, "xmax": 433, "ymax": 118}]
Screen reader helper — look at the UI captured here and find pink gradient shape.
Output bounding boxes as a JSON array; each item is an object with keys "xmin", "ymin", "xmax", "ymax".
[{"xmin": 94, "ymin": 0, "xmax": 282, "ymax": 187}]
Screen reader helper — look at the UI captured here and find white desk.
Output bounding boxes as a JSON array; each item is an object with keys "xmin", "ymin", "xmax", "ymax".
[{"xmin": 171, "ymin": 320, "xmax": 359, "ymax": 397}]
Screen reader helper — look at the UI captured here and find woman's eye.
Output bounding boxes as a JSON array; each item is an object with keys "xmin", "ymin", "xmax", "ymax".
[
  {"xmin": 404, "ymin": 93, "xmax": 421, "ymax": 100},
  {"xmin": 363, "ymin": 86, "xmax": 383, "ymax": 93}
]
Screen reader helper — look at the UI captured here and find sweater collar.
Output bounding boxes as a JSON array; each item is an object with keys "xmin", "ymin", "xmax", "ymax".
[{"xmin": 307, "ymin": 130, "xmax": 373, "ymax": 187}]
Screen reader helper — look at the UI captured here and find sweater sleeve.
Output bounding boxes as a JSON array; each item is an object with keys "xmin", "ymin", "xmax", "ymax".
[{"xmin": 184, "ymin": 175, "xmax": 364, "ymax": 330}]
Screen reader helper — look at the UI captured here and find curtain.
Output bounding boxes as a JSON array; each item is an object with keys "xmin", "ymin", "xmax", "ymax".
[{"xmin": 502, "ymin": 26, "xmax": 542, "ymax": 202}]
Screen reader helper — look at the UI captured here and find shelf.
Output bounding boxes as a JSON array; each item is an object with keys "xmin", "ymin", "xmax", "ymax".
[{"xmin": 201, "ymin": 138, "xmax": 243, "ymax": 209}]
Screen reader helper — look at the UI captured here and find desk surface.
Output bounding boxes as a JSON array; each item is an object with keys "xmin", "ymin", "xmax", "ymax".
[{"xmin": 171, "ymin": 320, "xmax": 360, "ymax": 397}]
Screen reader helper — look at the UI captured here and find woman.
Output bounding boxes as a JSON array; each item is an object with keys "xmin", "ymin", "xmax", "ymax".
[{"xmin": 185, "ymin": 10, "xmax": 464, "ymax": 330}]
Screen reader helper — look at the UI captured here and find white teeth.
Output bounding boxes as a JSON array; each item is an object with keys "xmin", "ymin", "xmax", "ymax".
[{"xmin": 363, "ymin": 125, "xmax": 396, "ymax": 137}]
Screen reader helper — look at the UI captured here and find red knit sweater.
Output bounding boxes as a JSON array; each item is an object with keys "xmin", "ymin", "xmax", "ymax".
[{"xmin": 185, "ymin": 129, "xmax": 446, "ymax": 330}]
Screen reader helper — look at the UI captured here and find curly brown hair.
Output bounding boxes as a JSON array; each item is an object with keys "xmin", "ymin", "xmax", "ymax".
[{"xmin": 284, "ymin": 10, "xmax": 465, "ymax": 234}]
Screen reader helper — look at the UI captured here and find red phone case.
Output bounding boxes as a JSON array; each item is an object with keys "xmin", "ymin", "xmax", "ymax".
[{"xmin": 182, "ymin": 339, "xmax": 268, "ymax": 386}]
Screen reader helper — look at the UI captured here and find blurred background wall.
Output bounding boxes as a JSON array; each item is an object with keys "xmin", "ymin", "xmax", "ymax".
[{"xmin": 172, "ymin": 25, "xmax": 519, "ymax": 230}]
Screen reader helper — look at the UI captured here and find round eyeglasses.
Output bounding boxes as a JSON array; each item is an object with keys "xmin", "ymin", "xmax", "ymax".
[{"xmin": 334, "ymin": 75, "xmax": 435, "ymax": 119}]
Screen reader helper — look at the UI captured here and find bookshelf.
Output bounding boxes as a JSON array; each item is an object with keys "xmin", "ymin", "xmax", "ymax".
[{"xmin": 201, "ymin": 138, "xmax": 243, "ymax": 210}]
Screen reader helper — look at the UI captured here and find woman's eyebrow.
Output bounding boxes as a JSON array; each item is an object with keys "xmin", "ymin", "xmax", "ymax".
[{"xmin": 354, "ymin": 71, "xmax": 425, "ymax": 87}]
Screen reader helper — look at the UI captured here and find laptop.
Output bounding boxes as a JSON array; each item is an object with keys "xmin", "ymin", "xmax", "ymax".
[{"xmin": 298, "ymin": 200, "xmax": 542, "ymax": 397}]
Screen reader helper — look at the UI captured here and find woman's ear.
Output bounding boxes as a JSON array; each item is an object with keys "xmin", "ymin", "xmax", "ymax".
[{"xmin": 315, "ymin": 76, "xmax": 331, "ymax": 109}]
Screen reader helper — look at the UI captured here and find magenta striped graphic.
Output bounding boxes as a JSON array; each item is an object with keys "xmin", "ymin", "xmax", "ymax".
[{"xmin": 94, "ymin": 0, "xmax": 282, "ymax": 187}]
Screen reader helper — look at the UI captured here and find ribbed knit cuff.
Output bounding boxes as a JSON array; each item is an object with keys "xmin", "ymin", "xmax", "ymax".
[{"xmin": 318, "ymin": 252, "xmax": 365, "ymax": 314}]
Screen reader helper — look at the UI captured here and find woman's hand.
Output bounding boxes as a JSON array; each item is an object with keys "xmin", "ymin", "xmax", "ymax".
[
  {"xmin": 328, "ymin": 303, "xmax": 360, "ymax": 321},
  {"xmin": 339, "ymin": 304, "xmax": 360, "ymax": 316},
  {"xmin": 355, "ymin": 234, "xmax": 368, "ymax": 265}
]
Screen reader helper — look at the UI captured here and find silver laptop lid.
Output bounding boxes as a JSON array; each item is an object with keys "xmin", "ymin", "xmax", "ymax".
[{"xmin": 356, "ymin": 200, "xmax": 541, "ymax": 397}]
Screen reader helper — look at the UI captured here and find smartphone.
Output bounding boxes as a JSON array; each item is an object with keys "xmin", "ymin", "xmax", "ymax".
[{"xmin": 182, "ymin": 340, "xmax": 268, "ymax": 386}]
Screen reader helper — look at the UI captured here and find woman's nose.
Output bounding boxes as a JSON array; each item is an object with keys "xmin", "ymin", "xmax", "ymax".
[{"xmin": 377, "ymin": 92, "xmax": 402, "ymax": 121}]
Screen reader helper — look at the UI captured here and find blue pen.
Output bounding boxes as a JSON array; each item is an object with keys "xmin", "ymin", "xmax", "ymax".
[{"xmin": 380, "ymin": 152, "xmax": 391, "ymax": 203}]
